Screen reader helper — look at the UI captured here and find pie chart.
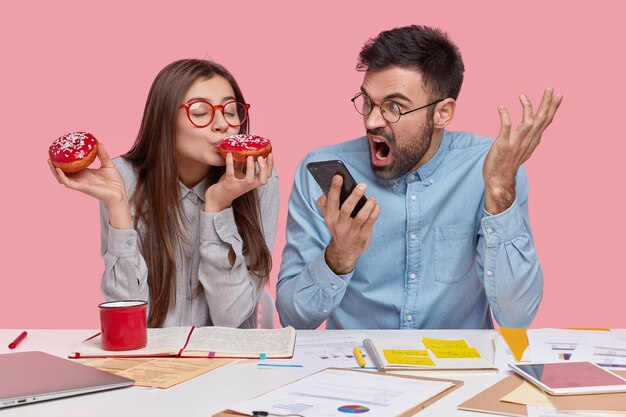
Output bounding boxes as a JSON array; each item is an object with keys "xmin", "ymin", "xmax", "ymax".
[{"xmin": 337, "ymin": 404, "xmax": 370, "ymax": 413}]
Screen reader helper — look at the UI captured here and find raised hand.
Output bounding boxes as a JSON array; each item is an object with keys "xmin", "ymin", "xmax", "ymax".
[
  {"xmin": 204, "ymin": 153, "xmax": 274, "ymax": 213},
  {"xmin": 48, "ymin": 143, "xmax": 131, "ymax": 228},
  {"xmin": 483, "ymin": 87, "xmax": 563, "ymax": 214},
  {"xmin": 317, "ymin": 175, "xmax": 380, "ymax": 275}
]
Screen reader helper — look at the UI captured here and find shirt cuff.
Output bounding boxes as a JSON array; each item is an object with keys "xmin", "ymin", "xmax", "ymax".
[
  {"xmin": 200, "ymin": 207, "xmax": 238, "ymax": 242},
  {"xmin": 308, "ymin": 251, "xmax": 353, "ymax": 298},
  {"xmin": 481, "ymin": 198, "xmax": 526, "ymax": 244},
  {"xmin": 107, "ymin": 225, "xmax": 140, "ymax": 258}
]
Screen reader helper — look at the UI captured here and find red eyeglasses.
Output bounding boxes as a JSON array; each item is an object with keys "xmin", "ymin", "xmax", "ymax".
[{"xmin": 179, "ymin": 100, "xmax": 250, "ymax": 128}]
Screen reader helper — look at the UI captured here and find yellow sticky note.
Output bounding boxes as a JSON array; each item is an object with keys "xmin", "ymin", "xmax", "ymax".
[
  {"xmin": 430, "ymin": 347, "xmax": 482, "ymax": 359},
  {"xmin": 384, "ymin": 354, "xmax": 435, "ymax": 366},
  {"xmin": 382, "ymin": 349, "xmax": 429, "ymax": 357},
  {"xmin": 422, "ymin": 337, "xmax": 469, "ymax": 349}
]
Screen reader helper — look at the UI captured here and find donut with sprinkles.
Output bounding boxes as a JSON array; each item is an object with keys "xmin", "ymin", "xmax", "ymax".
[
  {"xmin": 49, "ymin": 131, "xmax": 99, "ymax": 173},
  {"xmin": 219, "ymin": 134, "xmax": 272, "ymax": 163}
]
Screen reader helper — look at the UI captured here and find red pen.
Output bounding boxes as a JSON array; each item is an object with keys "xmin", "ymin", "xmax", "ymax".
[{"xmin": 8, "ymin": 331, "xmax": 27, "ymax": 349}]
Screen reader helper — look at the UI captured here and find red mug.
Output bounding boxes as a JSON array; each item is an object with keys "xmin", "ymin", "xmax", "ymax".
[{"xmin": 99, "ymin": 300, "xmax": 147, "ymax": 351}]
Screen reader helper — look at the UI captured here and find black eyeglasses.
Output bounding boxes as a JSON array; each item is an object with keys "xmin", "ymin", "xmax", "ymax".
[{"xmin": 351, "ymin": 93, "xmax": 444, "ymax": 123}]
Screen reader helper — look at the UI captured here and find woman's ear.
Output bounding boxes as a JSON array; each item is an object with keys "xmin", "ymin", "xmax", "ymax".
[{"xmin": 433, "ymin": 98, "xmax": 456, "ymax": 129}]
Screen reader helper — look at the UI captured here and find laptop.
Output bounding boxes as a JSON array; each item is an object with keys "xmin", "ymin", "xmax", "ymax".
[{"xmin": 0, "ymin": 351, "xmax": 134, "ymax": 408}]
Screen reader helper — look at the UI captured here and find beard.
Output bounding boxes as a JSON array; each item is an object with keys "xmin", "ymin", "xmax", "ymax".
[{"xmin": 368, "ymin": 117, "xmax": 435, "ymax": 180}]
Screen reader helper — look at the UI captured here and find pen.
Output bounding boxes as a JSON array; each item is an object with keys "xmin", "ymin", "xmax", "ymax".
[
  {"xmin": 353, "ymin": 346, "xmax": 366, "ymax": 368},
  {"xmin": 8, "ymin": 331, "xmax": 27, "ymax": 349},
  {"xmin": 257, "ymin": 363, "xmax": 304, "ymax": 368},
  {"xmin": 363, "ymin": 338, "xmax": 385, "ymax": 372}
]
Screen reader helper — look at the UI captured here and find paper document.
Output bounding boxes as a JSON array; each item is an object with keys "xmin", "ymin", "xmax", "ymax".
[
  {"xmin": 524, "ymin": 329, "xmax": 613, "ymax": 361},
  {"xmin": 494, "ymin": 333, "xmax": 517, "ymax": 373},
  {"xmin": 570, "ymin": 340, "xmax": 626, "ymax": 369},
  {"xmin": 524, "ymin": 329, "xmax": 626, "ymax": 369},
  {"xmin": 227, "ymin": 368, "xmax": 454, "ymax": 417},
  {"xmin": 78, "ymin": 357, "xmax": 233, "ymax": 389},
  {"xmin": 258, "ymin": 333, "xmax": 370, "ymax": 370},
  {"xmin": 527, "ymin": 406, "xmax": 582, "ymax": 417}
]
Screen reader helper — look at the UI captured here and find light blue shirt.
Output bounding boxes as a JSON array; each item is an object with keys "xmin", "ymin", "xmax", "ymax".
[{"xmin": 276, "ymin": 131, "xmax": 543, "ymax": 329}]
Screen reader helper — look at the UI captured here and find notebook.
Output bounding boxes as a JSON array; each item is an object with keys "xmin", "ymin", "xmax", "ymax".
[
  {"xmin": 0, "ymin": 351, "xmax": 134, "ymax": 408},
  {"xmin": 69, "ymin": 326, "xmax": 296, "ymax": 359}
]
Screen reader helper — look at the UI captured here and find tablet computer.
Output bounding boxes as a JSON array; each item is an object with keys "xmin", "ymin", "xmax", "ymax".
[{"xmin": 509, "ymin": 361, "xmax": 626, "ymax": 395}]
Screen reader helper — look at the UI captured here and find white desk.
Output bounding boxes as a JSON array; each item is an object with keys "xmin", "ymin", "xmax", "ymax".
[{"xmin": 1, "ymin": 329, "xmax": 510, "ymax": 416}]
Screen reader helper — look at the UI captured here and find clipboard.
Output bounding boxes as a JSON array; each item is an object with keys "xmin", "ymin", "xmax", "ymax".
[
  {"xmin": 458, "ymin": 370, "xmax": 626, "ymax": 416},
  {"xmin": 213, "ymin": 368, "xmax": 463, "ymax": 417}
]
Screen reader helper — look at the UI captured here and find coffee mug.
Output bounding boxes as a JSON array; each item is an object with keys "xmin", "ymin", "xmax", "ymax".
[{"xmin": 99, "ymin": 300, "xmax": 147, "ymax": 351}]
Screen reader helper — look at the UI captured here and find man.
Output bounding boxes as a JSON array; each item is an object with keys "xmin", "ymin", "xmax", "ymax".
[{"xmin": 276, "ymin": 25, "xmax": 562, "ymax": 329}]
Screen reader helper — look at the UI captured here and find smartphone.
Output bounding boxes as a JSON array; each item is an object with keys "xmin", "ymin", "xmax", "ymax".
[{"xmin": 306, "ymin": 160, "xmax": 368, "ymax": 218}]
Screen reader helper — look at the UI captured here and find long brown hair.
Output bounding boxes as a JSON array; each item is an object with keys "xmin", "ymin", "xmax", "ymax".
[{"xmin": 124, "ymin": 59, "xmax": 271, "ymax": 327}]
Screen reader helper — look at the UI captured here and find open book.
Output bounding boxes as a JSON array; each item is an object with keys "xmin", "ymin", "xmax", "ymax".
[
  {"xmin": 69, "ymin": 326, "xmax": 296, "ymax": 359},
  {"xmin": 363, "ymin": 336, "xmax": 496, "ymax": 371}
]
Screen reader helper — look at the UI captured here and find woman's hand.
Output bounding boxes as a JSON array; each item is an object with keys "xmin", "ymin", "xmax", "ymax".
[
  {"xmin": 204, "ymin": 153, "xmax": 274, "ymax": 213},
  {"xmin": 48, "ymin": 143, "xmax": 131, "ymax": 228}
]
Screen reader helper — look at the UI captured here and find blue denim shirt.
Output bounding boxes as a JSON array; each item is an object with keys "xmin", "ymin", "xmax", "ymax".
[{"xmin": 276, "ymin": 131, "xmax": 543, "ymax": 329}]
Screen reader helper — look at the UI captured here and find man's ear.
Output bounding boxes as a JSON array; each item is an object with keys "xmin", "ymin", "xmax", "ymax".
[{"xmin": 433, "ymin": 98, "xmax": 456, "ymax": 128}]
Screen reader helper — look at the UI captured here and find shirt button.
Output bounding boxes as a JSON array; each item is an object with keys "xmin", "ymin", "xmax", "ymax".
[
  {"xmin": 410, "ymin": 273, "xmax": 416, "ymax": 280},
  {"xmin": 126, "ymin": 240, "xmax": 134, "ymax": 247},
  {"xmin": 486, "ymin": 270, "xmax": 493, "ymax": 276},
  {"xmin": 406, "ymin": 314, "xmax": 413, "ymax": 321},
  {"xmin": 408, "ymin": 174, "xmax": 415, "ymax": 181},
  {"xmin": 410, "ymin": 194, "xmax": 417, "ymax": 201},
  {"xmin": 331, "ymin": 284, "xmax": 338, "ymax": 290},
  {"xmin": 486, "ymin": 227, "xmax": 493, "ymax": 233},
  {"xmin": 428, "ymin": 179, "xmax": 434, "ymax": 184},
  {"xmin": 322, "ymin": 308, "xmax": 328, "ymax": 313},
  {"xmin": 410, "ymin": 233, "xmax": 417, "ymax": 240},
  {"xmin": 392, "ymin": 184, "xmax": 398, "ymax": 190}
]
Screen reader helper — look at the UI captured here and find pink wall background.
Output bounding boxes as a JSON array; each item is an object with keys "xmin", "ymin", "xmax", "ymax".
[{"xmin": 1, "ymin": 2, "xmax": 624, "ymax": 329}]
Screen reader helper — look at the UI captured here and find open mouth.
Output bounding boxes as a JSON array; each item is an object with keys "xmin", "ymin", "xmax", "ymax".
[{"xmin": 371, "ymin": 137, "xmax": 391, "ymax": 161}]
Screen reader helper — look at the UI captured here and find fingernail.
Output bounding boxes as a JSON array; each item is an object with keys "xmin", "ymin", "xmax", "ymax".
[
  {"xmin": 499, "ymin": 105, "xmax": 505, "ymax": 110},
  {"xmin": 357, "ymin": 183, "xmax": 366, "ymax": 191},
  {"xmin": 520, "ymin": 94, "xmax": 528, "ymax": 101},
  {"xmin": 546, "ymin": 87, "xmax": 554, "ymax": 96}
]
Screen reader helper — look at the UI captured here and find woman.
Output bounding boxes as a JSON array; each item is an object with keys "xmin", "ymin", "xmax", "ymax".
[{"xmin": 49, "ymin": 59, "xmax": 278, "ymax": 328}]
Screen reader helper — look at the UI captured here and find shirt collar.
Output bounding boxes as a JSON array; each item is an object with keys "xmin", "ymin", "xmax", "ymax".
[
  {"xmin": 178, "ymin": 175, "xmax": 210, "ymax": 203},
  {"xmin": 386, "ymin": 130, "xmax": 451, "ymax": 188}
]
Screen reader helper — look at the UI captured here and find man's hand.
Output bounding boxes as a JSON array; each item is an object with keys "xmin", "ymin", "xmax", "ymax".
[
  {"xmin": 483, "ymin": 87, "xmax": 562, "ymax": 214},
  {"xmin": 317, "ymin": 175, "xmax": 380, "ymax": 275}
]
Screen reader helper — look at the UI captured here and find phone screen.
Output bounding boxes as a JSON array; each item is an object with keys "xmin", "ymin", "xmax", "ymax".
[{"xmin": 307, "ymin": 160, "xmax": 367, "ymax": 218}]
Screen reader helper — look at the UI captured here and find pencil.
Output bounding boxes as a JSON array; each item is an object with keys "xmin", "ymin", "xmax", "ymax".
[{"xmin": 353, "ymin": 346, "xmax": 366, "ymax": 368}]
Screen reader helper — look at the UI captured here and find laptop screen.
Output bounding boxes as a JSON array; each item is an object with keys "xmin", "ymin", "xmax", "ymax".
[{"xmin": 0, "ymin": 351, "xmax": 134, "ymax": 408}]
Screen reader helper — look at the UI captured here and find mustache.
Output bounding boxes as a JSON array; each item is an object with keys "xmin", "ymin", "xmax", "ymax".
[{"xmin": 367, "ymin": 128, "xmax": 394, "ymax": 144}]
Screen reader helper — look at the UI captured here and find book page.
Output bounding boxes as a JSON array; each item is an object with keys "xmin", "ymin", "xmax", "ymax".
[
  {"xmin": 183, "ymin": 326, "xmax": 295, "ymax": 357},
  {"xmin": 70, "ymin": 327, "xmax": 192, "ymax": 357}
]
